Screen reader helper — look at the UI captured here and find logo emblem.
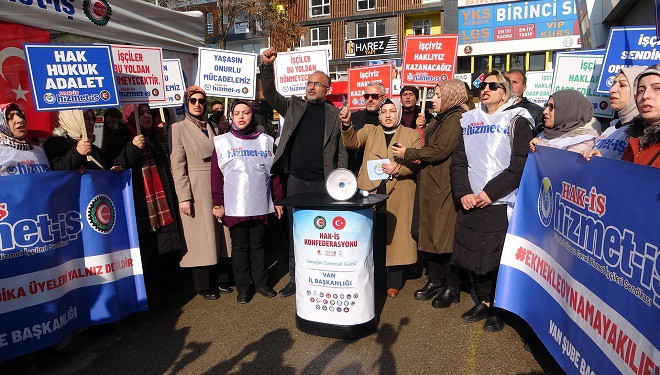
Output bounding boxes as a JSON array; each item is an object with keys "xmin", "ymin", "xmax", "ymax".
[
  {"xmin": 314, "ymin": 216, "xmax": 326, "ymax": 229},
  {"xmin": 537, "ymin": 177, "xmax": 553, "ymax": 227},
  {"xmin": 242, "ymin": 87, "xmax": 249, "ymax": 94},
  {"xmin": 99, "ymin": 90, "xmax": 111, "ymax": 101},
  {"xmin": 83, "ymin": 0, "xmax": 112, "ymax": 27},
  {"xmin": 332, "ymin": 216, "xmax": 346, "ymax": 230},
  {"xmin": 151, "ymin": 88, "xmax": 159, "ymax": 96},
  {"xmin": 43, "ymin": 93, "xmax": 56, "ymax": 104},
  {"xmin": 87, "ymin": 194, "xmax": 116, "ymax": 234}
]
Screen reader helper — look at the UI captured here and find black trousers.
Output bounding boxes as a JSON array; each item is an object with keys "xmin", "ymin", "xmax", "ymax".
[
  {"xmin": 472, "ymin": 270, "xmax": 498, "ymax": 303},
  {"xmin": 426, "ymin": 252, "xmax": 461, "ymax": 288},
  {"xmin": 285, "ymin": 175, "xmax": 326, "ymax": 282},
  {"xmin": 230, "ymin": 220, "xmax": 267, "ymax": 292},
  {"xmin": 191, "ymin": 265, "xmax": 218, "ymax": 293},
  {"xmin": 387, "ymin": 266, "xmax": 405, "ymax": 290}
]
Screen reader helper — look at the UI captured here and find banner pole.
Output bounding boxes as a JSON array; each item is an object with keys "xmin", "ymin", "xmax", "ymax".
[
  {"xmin": 420, "ymin": 87, "xmax": 427, "ymax": 114},
  {"xmin": 78, "ymin": 110, "xmax": 104, "ymax": 169},
  {"xmin": 224, "ymin": 97, "xmax": 228, "ymax": 118},
  {"xmin": 135, "ymin": 104, "xmax": 142, "ymax": 135}
]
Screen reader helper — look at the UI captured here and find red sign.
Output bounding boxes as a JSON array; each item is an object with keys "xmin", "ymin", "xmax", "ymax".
[
  {"xmin": 401, "ymin": 35, "xmax": 459, "ymax": 88},
  {"xmin": 347, "ymin": 65, "xmax": 392, "ymax": 109},
  {"xmin": 0, "ymin": 21, "xmax": 52, "ymax": 139}
]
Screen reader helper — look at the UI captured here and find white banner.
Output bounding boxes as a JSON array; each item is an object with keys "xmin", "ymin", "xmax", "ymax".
[
  {"xmin": 551, "ymin": 54, "xmax": 614, "ymax": 118},
  {"xmin": 111, "ymin": 45, "xmax": 166, "ymax": 104},
  {"xmin": 294, "ymin": 209, "xmax": 375, "ymax": 326},
  {"xmin": 274, "ymin": 50, "xmax": 329, "ymax": 97},
  {"xmin": 525, "ymin": 71, "xmax": 554, "ymax": 106},
  {"xmin": 151, "ymin": 59, "xmax": 185, "ymax": 108},
  {"xmin": 197, "ymin": 48, "xmax": 257, "ymax": 100}
]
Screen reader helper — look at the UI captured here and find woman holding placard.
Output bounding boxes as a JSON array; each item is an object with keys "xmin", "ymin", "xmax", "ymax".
[
  {"xmin": 340, "ymin": 98, "xmax": 421, "ymax": 298},
  {"xmin": 450, "ymin": 70, "xmax": 534, "ymax": 332},
  {"xmin": 170, "ymin": 86, "xmax": 232, "ymax": 300}
]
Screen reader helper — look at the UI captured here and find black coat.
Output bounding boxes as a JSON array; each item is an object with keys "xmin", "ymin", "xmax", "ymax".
[
  {"xmin": 509, "ymin": 98, "xmax": 544, "ymax": 135},
  {"xmin": 43, "ymin": 135, "xmax": 139, "ymax": 171}
]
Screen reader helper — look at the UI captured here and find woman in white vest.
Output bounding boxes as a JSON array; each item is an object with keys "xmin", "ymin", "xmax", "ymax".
[
  {"xmin": 0, "ymin": 103, "xmax": 50, "ymax": 176},
  {"xmin": 582, "ymin": 66, "xmax": 645, "ymax": 160},
  {"xmin": 529, "ymin": 89, "xmax": 599, "ymax": 154},
  {"xmin": 211, "ymin": 100, "xmax": 284, "ymax": 304},
  {"xmin": 450, "ymin": 70, "xmax": 534, "ymax": 332}
]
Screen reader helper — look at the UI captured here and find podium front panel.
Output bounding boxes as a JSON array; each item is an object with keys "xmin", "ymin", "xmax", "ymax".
[{"xmin": 293, "ymin": 208, "xmax": 375, "ymax": 326}]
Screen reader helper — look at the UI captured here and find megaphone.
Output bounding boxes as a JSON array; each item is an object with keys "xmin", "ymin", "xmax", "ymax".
[{"xmin": 325, "ymin": 168, "xmax": 358, "ymax": 201}]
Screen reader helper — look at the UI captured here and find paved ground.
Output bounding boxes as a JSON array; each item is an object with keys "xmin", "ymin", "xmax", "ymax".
[{"xmin": 4, "ymin": 256, "xmax": 564, "ymax": 375}]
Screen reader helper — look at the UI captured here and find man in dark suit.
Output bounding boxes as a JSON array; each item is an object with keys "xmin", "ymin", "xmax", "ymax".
[
  {"xmin": 261, "ymin": 48, "xmax": 348, "ymax": 297},
  {"xmin": 347, "ymin": 82, "xmax": 386, "ymax": 173}
]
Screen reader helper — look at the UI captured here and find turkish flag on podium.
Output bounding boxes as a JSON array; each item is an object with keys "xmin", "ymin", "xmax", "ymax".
[{"xmin": 0, "ymin": 21, "xmax": 52, "ymax": 139}]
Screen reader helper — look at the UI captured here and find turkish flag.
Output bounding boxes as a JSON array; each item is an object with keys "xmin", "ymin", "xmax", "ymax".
[{"xmin": 0, "ymin": 21, "xmax": 52, "ymax": 139}]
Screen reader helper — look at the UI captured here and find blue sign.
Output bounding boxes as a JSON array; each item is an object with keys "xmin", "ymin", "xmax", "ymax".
[
  {"xmin": 495, "ymin": 147, "xmax": 660, "ymax": 374},
  {"xmin": 23, "ymin": 44, "xmax": 120, "ymax": 111},
  {"xmin": 0, "ymin": 170, "xmax": 147, "ymax": 361},
  {"xmin": 597, "ymin": 26, "xmax": 658, "ymax": 94}
]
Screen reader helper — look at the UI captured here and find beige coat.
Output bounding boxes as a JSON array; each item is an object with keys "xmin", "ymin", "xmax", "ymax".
[
  {"xmin": 170, "ymin": 118, "xmax": 230, "ymax": 267},
  {"xmin": 342, "ymin": 123, "xmax": 420, "ymax": 266}
]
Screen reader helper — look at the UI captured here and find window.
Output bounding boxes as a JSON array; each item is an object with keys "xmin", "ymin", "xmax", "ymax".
[
  {"xmin": 529, "ymin": 52, "xmax": 546, "ymax": 71},
  {"xmin": 474, "ymin": 56, "xmax": 489, "ymax": 73},
  {"xmin": 310, "ymin": 26, "xmax": 331, "ymax": 46},
  {"xmin": 206, "ymin": 13, "xmax": 214, "ymax": 34},
  {"xmin": 457, "ymin": 57, "xmax": 471, "ymax": 74},
  {"xmin": 509, "ymin": 54, "xmax": 525, "ymax": 71},
  {"xmin": 356, "ymin": 20, "xmax": 385, "ymax": 38},
  {"xmin": 412, "ymin": 19, "xmax": 431, "ymax": 35},
  {"xmin": 310, "ymin": 0, "xmax": 329, "ymax": 17},
  {"xmin": 492, "ymin": 55, "xmax": 506, "ymax": 71},
  {"xmin": 357, "ymin": 0, "xmax": 375, "ymax": 11}
]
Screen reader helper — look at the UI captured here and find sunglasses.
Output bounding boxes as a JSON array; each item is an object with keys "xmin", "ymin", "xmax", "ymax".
[
  {"xmin": 478, "ymin": 82, "xmax": 502, "ymax": 91},
  {"xmin": 189, "ymin": 97, "xmax": 206, "ymax": 105},
  {"xmin": 363, "ymin": 93, "xmax": 383, "ymax": 100},
  {"xmin": 544, "ymin": 102, "xmax": 555, "ymax": 110}
]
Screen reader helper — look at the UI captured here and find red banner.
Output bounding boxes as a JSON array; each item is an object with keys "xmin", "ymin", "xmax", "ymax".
[
  {"xmin": 401, "ymin": 35, "xmax": 459, "ymax": 88},
  {"xmin": 346, "ymin": 65, "xmax": 392, "ymax": 109},
  {"xmin": 0, "ymin": 21, "xmax": 52, "ymax": 139}
]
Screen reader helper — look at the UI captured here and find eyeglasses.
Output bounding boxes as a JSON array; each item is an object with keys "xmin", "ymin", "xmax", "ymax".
[
  {"xmin": 478, "ymin": 82, "xmax": 502, "ymax": 91},
  {"xmin": 306, "ymin": 81, "xmax": 329, "ymax": 89},
  {"xmin": 363, "ymin": 93, "xmax": 383, "ymax": 100},
  {"xmin": 544, "ymin": 102, "xmax": 555, "ymax": 111},
  {"xmin": 189, "ymin": 97, "xmax": 206, "ymax": 105}
]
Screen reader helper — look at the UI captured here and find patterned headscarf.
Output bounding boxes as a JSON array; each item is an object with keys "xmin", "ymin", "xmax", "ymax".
[
  {"xmin": 544, "ymin": 89, "xmax": 594, "ymax": 140},
  {"xmin": 437, "ymin": 79, "xmax": 470, "ymax": 114},
  {"xmin": 0, "ymin": 103, "xmax": 32, "ymax": 150}
]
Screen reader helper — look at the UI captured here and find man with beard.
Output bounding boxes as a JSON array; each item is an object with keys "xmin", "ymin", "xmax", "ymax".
[
  {"xmin": 260, "ymin": 48, "xmax": 348, "ymax": 297},
  {"xmin": 400, "ymin": 86, "xmax": 433, "ymax": 129},
  {"xmin": 346, "ymin": 82, "xmax": 387, "ymax": 173}
]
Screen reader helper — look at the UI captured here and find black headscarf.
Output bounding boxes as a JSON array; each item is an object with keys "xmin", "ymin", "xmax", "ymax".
[{"xmin": 229, "ymin": 100, "xmax": 258, "ymax": 136}]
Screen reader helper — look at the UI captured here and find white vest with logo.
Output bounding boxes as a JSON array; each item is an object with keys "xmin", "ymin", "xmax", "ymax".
[
  {"xmin": 0, "ymin": 145, "xmax": 51, "ymax": 176},
  {"xmin": 460, "ymin": 107, "xmax": 532, "ymax": 205},
  {"xmin": 214, "ymin": 133, "xmax": 275, "ymax": 216},
  {"xmin": 593, "ymin": 124, "xmax": 628, "ymax": 160}
]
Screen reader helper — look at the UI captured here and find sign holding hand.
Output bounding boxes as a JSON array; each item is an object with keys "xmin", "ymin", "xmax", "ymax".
[{"xmin": 339, "ymin": 106, "xmax": 351, "ymax": 125}]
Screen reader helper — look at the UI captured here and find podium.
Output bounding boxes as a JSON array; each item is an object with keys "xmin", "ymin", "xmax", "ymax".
[{"xmin": 278, "ymin": 192, "xmax": 387, "ymax": 340}]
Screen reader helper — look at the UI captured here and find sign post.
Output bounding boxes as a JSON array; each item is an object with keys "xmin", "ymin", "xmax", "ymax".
[
  {"xmin": 346, "ymin": 65, "xmax": 392, "ymax": 109},
  {"xmin": 197, "ymin": 48, "xmax": 258, "ymax": 100},
  {"xmin": 402, "ymin": 35, "xmax": 459, "ymax": 88}
]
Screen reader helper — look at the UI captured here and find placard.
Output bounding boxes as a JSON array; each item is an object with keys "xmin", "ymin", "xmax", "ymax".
[
  {"xmin": 110, "ymin": 45, "xmax": 166, "ymax": 104},
  {"xmin": 294, "ymin": 209, "xmax": 375, "ymax": 326},
  {"xmin": 402, "ymin": 35, "xmax": 459, "ymax": 87},
  {"xmin": 274, "ymin": 49, "xmax": 329, "ymax": 97},
  {"xmin": 525, "ymin": 71, "xmax": 554, "ymax": 106},
  {"xmin": 596, "ymin": 26, "xmax": 657, "ymax": 94},
  {"xmin": 151, "ymin": 59, "xmax": 186, "ymax": 108},
  {"xmin": 347, "ymin": 65, "xmax": 392, "ymax": 109},
  {"xmin": 23, "ymin": 44, "xmax": 119, "ymax": 111},
  {"xmin": 551, "ymin": 53, "xmax": 614, "ymax": 118},
  {"xmin": 197, "ymin": 48, "xmax": 257, "ymax": 100}
]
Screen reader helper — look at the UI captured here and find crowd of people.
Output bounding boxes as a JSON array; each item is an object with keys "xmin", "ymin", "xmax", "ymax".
[{"xmin": 0, "ymin": 46, "xmax": 658, "ymax": 338}]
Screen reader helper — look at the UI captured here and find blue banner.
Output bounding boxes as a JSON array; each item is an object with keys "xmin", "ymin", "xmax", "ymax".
[
  {"xmin": 0, "ymin": 170, "xmax": 147, "ymax": 361},
  {"xmin": 495, "ymin": 147, "xmax": 659, "ymax": 374},
  {"xmin": 597, "ymin": 26, "xmax": 658, "ymax": 94},
  {"xmin": 23, "ymin": 44, "xmax": 120, "ymax": 111}
]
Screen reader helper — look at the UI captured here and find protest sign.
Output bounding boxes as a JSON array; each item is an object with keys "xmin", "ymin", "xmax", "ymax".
[
  {"xmin": 197, "ymin": 48, "xmax": 257, "ymax": 100},
  {"xmin": 347, "ymin": 65, "xmax": 392, "ymax": 109},
  {"xmin": 274, "ymin": 49, "xmax": 329, "ymax": 97},
  {"xmin": 402, "ymin": 35, "xmax": 459, "ymax": 87},
  {"xmin": 151, "ymin": 59, "xmax": 186, "ymax": 108},
  {"xmin": 0, "ymin": 170, "xmax": 148, "ymax": 361},
  {"xmin": 454, "ymin": 73, "xmax": 471, "ymax": 87},
  {"xmin": 597, "ymin": 26, "xmax": 658, "ymax": 94},
  {"xmin": 495, "ymin": 147, "xmax": 660, "ymax": 375},
  {"xmin": 525, "ymin": 71, "xmax": 554, "ymax": 106},
  {"xmin": 110, "ymin": 45, "xmax": 166, "ymax": 104},
  {"xmin": 552, "ymin": 53, "xmax": 614, "ymax": 118},
  {"xmin": 23, "ymin": 44, "xmax": 119, "ymax": 111}
]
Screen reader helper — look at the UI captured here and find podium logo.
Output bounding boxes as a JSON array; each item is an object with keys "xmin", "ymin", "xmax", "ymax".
[
  {"xmin": 332, "ymin": 216, "xmax": 346, "ymax": 230},
  {"xmin": 314, "ymin": 216, "xmax": 326, "ymax": 229}
]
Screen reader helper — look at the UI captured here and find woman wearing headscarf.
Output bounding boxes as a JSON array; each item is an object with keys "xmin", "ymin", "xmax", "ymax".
[
  {"xmin": 391, "ymin": 79, "xmax": 468, "ymax": 308},
  {"xmin": 116, "ymin": 103, "xmax": 183, "ymax": 306},
  {"xmin": 170, "ymin": 86, "xmax": 231, "ymax": 300},
  {"xmin": 210, "ymin": 100, "xmax": 284, "ymax": 304},
  {"xmin": 45, "ymin": 109, "xmax": 144, "ymax": 171},
  {"xmin": 0, "ymin": 102, "xmax": 50, "ymax": 176},
  {"xmin": 529, "ymin": 89, "xmax": 599, "ymax": 154},
  {"xmin": 450, "ymin": 70, "xmax": 534, "ymax": 332},
  {"xmin": 340, "ymin": 98, "xmax": 421, "ymax": 298}
]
